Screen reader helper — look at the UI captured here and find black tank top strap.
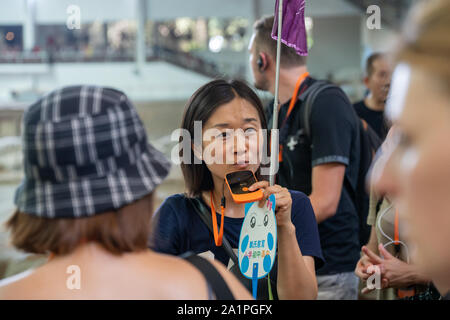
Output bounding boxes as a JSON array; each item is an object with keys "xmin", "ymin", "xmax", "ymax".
[{"xmin": 183, "ymin": 253, "xmax": 235, "ymax": 300}]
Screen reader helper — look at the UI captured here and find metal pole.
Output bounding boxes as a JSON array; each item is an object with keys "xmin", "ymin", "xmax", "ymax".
[
  {"xmin": 269, "ymin": 0, "xmax": 283, "ymax": 186},
  {"xmin": 135, "ymin": 0, "xmax": 147, "ymax": 75}
]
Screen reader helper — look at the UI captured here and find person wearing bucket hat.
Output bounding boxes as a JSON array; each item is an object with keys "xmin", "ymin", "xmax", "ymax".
[
  {"xmin": 14, "ymin": 85, "xmax": 171, "ymax": 219},
  {"xmin": 0, "ymin": 85, "xmax": 251, "ymax": 300}
]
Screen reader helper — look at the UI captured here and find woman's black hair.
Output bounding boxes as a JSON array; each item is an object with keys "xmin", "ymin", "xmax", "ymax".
[{"xmin": 180, "ymin": 79, "xmax": 269, "ymax": 197}]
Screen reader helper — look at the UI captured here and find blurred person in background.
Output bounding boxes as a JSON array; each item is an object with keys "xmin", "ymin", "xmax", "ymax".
[
  {"xmin": 372, "ymin": 0, "xmax": 450, "ymax": 300},
  {"xmin": 0, "ymin": 86, "xmax": 251, "ymax": 300},
  {"xmin": 355, "ymin": 128, "xmax": 436, "ymax": 300},
  {"xmin": 353, "ymin": 53, "xmax": 392, "ymax": 140}
]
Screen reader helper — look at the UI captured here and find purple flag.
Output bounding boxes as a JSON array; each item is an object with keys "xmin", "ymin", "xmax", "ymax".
[{"xmin": 271, "ymin": 0, "xmax": 308, "ymax": 56}]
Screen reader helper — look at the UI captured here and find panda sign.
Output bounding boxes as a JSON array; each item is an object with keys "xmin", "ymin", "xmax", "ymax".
[{"xmin": 238, "ymin": 194, "xmax": 277, "ymax": 298}]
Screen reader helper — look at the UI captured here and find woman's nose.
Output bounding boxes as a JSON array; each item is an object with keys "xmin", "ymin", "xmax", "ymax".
[{"xmin": 233, "ymin": 130, "xmax": 248, "ymax": 155}]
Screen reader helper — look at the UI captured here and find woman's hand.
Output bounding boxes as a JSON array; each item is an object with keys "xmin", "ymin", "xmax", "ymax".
[
  {"xmin": 360, "ymin": 246, "xmax": 389, "ymax": 293},
  {"xmin": 355, "ymin": 249, "xmax": 374, "ymax": 281},
  {"xmin": 361, "ymin": 244, "xmax": 423, "ymax": 291},
  {"xmin": 377, "ymin": 244, "xmax": 429, "ymax": 288},
  {"xmin": 248, "ymin": 181, "xmax": 293, "ymax": 228}
]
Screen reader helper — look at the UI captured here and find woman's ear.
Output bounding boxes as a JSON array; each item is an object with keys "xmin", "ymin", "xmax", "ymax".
[{"xmin": 258, "ymin": 53, "xmax": 268, "ymax": 72}]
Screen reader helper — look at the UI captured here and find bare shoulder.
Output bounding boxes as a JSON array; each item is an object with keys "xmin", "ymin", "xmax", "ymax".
[
  {"xmin": 0, "ymin": 252, "xmax": 253, "ymax": 300},
  {"xmin": 0, "ymin": 269, "xmax": 38, "ymax": 299},
  {"xmin": 149, "ymin": 254, "xmax": 252, "ymax": 300},
  {"xmin": 143, "ymin": 253, "xmax": 210, "ymax": 299}
]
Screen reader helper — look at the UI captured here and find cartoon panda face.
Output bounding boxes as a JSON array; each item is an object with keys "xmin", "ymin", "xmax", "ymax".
[
  {"xmin": 238, "ymin": 196, "xmax": 277, "ymax": 279},
  {"xmin": 248, "ymin": 212, "xmax": 271, "ymax": 230}
]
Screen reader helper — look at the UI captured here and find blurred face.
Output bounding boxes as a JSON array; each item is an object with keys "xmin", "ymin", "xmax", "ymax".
[
  {"xmin": 365, "ymin": 57, "xmax": 392, "ymax": 104},
  {"xmin": 374, "ymin": 64, "xmax": 450, "ymax": 285},
  {"xmin": 199, "ymin": 97, "xmax": 264, "ymax": 185},
  {"xmin": 248, "ymin": 33, "xmax": 270, "ymax": 92}
]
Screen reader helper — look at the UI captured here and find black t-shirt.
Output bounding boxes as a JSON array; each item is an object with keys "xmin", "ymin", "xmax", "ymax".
[
  {"xmin": 266, "ymin": 77, "xmax": 361, "ymax": 275},
  {"xmin": 353, "ymin": 100, "xmax": 389, "ymax": 140}
]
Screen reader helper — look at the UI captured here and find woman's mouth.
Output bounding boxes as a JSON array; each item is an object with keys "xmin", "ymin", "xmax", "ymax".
[{"xmin": 233, "ymin": 161, "xmax": 250, "ymax": 169}]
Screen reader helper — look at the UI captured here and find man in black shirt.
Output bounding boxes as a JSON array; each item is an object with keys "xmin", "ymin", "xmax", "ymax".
[
  {"xmin": 354, "ymin": 53, "xmax": 392, "ymax": 140},
  {"xmin": 249, "ymin": 16, "xmax": 361, "ymax": 299}
]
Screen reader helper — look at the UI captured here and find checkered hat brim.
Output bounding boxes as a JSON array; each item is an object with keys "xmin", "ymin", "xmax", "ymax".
[{"xmin": 14, "ymin": 85, "xmax": 171, "ymax": 218}]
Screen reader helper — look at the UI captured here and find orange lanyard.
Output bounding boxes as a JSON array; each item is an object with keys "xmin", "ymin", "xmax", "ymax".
[
  {"xmin": 394, "ymin": 209, "xmax": 400, "ymax": 245},
  {"xmin": 277, "ymin": 72, "xmax": 310, "ymax": 162},
  {"xmin": 281, "ymin": 71, "xmax": 310, "ymax": 128},
  {"xmin": 393, "ymin": 209, "xmax": 415, "ymax": 298},
  {"xmin": 210, "ymin": 191, "xmax": 225, "ymax": 246}
]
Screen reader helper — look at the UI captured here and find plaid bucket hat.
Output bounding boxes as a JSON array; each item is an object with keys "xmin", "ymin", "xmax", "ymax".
[{"xmin": 14, "ymin": 85, "xmax": 171, "ymax": 218}]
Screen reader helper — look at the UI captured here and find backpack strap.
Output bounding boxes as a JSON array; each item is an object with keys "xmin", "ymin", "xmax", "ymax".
[
  {"xmin": 188, "ymin": 197, "xmax": 239, "ymax": 266},
  {"xmin": 299, "ymin": 80, "xmax": 339, "ymax": 139},
  {"xmin": 183, "ymin": 253, "xmax": 235, "ymax": 300}
]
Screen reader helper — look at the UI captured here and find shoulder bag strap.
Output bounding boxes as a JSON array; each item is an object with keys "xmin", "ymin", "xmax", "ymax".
[{"xmin": 183, "ymin": 253, "xmax": 235, "ymax": 300}]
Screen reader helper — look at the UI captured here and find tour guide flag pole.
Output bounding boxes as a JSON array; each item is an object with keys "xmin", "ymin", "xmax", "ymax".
[
  {"xmin": 269, "ymin": 0, "xmax": 283, "ymax": 186},
  {"xmin": 269, "ymin": 0, "xmax": 308, "ymax": 186}
]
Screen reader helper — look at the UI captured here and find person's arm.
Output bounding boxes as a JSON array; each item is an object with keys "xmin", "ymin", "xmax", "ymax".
[
  {"xmin": 307, "ymin": 89, "xmax": 356, "ymax": 224},
  {"xmin": 362, "ymin": 245, "xmax": 431, "ymax": 289},
  {"xmin": 309, "ymin": 163, "xmax": 346, "ymax": 223},
  {"xmin": 365, "ymin": 226, "xmax": 379, "ymax": 254},
  {"xmin": 355, "ymin": 226, "xmax": 378, "ymax": 281},
  {"xmin": 356, "ymin": 188, "xmax": 382, "ymax": 281},
  {"xmin": 277, "ymin": 224, "xmax": 318, "ymax": 300},
  {"xmin": 249, "ymin": 182, "xmax": 319, "ymax": 300}
]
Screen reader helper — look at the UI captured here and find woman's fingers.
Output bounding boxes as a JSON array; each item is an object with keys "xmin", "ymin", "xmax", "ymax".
[
  {"xmin": 249, "ymin": 182, "xmax": 287, "ymax": 208},
  {"xmin": 378, "ymin": 244, "xmax": 394, "ymax": 259},
  {"xmin": 361, "ymin": 286, "xmax": 374, "ymax": 294},
  {"xmin": 381, "ymin": 278, "xmax": 389, "ymax": 289},
  {"xmin": 248, "ymin": 181, "xmax": 269, "ymax": 192},
  {"xmin": 362, "ymin": 246, "xmax": 384, "ymax": 265},
  {"xmin": 355, "ymin": 255, "xmax": 372, "ymax": 280},
  {"xmin": 248, "ymin": 181, "xmax": 270, "ymax": 207},
  {"xmin": 257, "ymin": 186, "xmax": 271, "ymax": 208},
  {"xmin": 356, "ymin": 267, "xmax": 370, "ymax": 280}
]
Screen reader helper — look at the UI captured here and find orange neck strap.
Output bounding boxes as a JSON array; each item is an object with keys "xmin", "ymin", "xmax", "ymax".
[
  {"xmin": 210, "ymin": 191, "xmax": 225, "ymax": 246},
  {"xmin": 281, "ymin": 71, "xmax": 310, "ymax": 128},
  {"xmin": 278, "ymin": 71, "xmax": 310, "ymax": 162},
  {"xmin": 394, "ymin": 209, "xmax": 400, "ymax": 245}
]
